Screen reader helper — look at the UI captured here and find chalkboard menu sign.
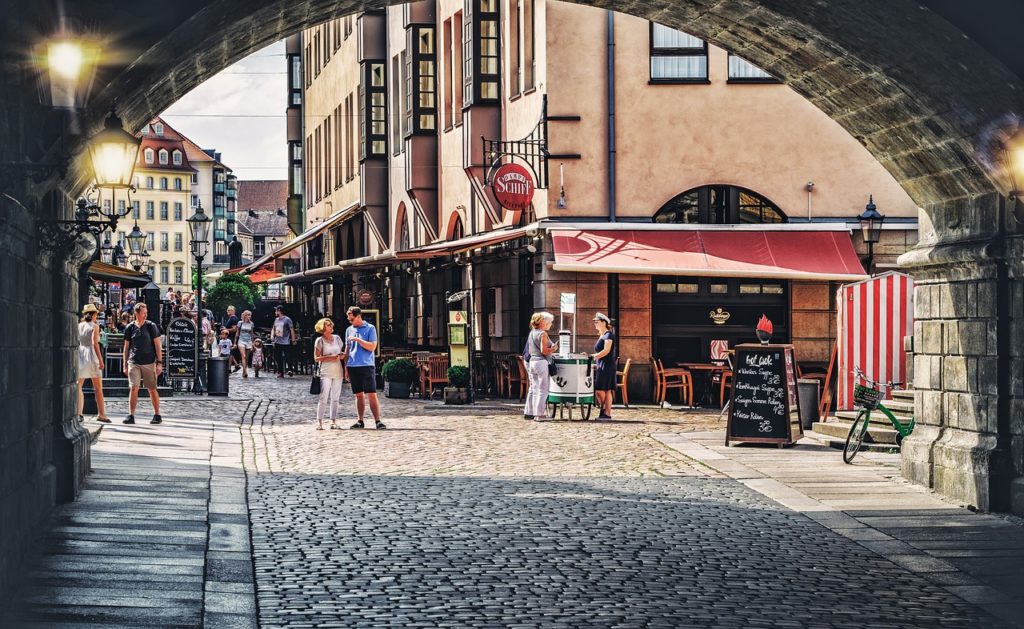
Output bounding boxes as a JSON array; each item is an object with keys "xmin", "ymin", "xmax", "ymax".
[
  {"xmin": 166, "ymin": 317, "xmax": 198, "ymax": 381},
  {"xmin": 726, "ymin": 343, "xmax": 802, "ymax": 446}
]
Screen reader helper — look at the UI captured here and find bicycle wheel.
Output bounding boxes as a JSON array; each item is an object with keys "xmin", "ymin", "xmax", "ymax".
[{"xmin": 843, "ymin": 409, "xmax": 871, "ymax": 464}]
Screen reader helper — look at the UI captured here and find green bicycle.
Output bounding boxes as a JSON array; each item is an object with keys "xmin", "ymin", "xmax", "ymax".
[{"xmin": 843, "ymin": 367, "xmax": 916, "ymax": 464}]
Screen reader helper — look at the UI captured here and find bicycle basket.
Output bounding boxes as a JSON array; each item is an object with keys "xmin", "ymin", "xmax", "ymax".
[{"xmin": 853, "ymin": 384, "xmax": 881, "ymax": 409}]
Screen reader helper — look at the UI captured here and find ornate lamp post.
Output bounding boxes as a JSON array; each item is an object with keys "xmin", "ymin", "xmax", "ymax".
[
  {"xmin": 857, "ymin": 196, "xmax": 885, "ymax": 275},
  {"xmin": 188, "ymin": 202, "xmax": 211, "ymax": 393}
]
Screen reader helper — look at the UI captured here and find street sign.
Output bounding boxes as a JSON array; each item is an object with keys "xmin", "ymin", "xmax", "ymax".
[
  {"xmin": 166, "ymin": 316, "xmax": 198, "ymax": 381},
  {"xmin": 560, "ymin": 292, "xmax": 576, "ymax": 314}
]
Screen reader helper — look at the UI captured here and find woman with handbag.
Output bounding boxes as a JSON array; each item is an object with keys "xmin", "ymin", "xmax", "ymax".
[
  {"xmin": 312, "ymin": 317, "xmax": 347, "ymax": 430},
  {"xmin": 524, "ymin": 312, "xmax": 556, "ymax": 421}
]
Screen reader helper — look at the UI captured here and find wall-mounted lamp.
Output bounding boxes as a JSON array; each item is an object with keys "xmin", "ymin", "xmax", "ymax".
[
  {"xmin": 857, "ymin": 195, "xmax": 884, "ymax": 275},
  {"xmin": 556, "ymin": 163, "xmax": 568, "ymax": 210}
]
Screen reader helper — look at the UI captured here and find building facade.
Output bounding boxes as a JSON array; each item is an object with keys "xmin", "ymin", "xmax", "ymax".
[
  {"xmin": 236, "ymin": 180, "xmax": 291, "ymax": 263},
  {"xmin": 252, "ymin": 1, "xmax": 919, "ymax": 398}
]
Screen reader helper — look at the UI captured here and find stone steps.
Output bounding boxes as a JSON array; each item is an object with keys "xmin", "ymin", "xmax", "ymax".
[{"xmin": 812, "ymin": 419, "xmax": 900, "ymax": 445}]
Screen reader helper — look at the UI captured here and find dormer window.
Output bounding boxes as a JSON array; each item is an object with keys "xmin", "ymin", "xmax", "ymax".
[
  {"xmin": 144, "ymin": 148, "xmax": 154, "ymax": 164},
  {"xmin": 158, "ymin": 149, "xmax": 169, "ymax": 165},
  {"xmin": 172, "ymin": 150, "xmax": 182, "ymax": 165},
  {"xmin": 154, "ymin": 123, "xmax": 164, "ymax": 136}
]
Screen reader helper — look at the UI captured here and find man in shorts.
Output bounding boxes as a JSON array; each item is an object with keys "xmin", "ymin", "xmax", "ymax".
[
  {"xmin": 344, "ymin": 306, "xmax": 385, "ymax": 429},
  {"xmin": 122, "ymin": 302, "xmax": 163, "ymax": 425}
]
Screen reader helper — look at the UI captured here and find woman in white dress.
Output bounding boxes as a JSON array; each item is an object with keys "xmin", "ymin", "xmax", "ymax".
[
  {"xmin": 313, "ymin": 317, "xmax": 347, "ymax": 430},
  {"xmin": 235, "ymin": 310, "xmax": 256, "ymax": 377},
  {"xmin": 78, "ymin": 304, "xmax": 109, "ymax": 422}
]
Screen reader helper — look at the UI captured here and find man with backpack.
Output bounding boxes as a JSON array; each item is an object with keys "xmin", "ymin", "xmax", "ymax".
[{"xmin": 122, "ymin": 302, "xmax": 163, "ymax": 425}]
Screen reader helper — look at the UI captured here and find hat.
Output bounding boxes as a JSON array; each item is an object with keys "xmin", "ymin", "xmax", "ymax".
[
  {"xmin": 82, "ymin": 304, "xmax": 99, "ymax": 314},
  {"xmin": 593, "ymin": 312, "xmax": 611, "ymax": 325}
]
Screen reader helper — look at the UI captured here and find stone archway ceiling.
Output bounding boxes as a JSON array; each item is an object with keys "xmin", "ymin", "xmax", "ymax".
[{"xmin": 45, "ymin": 0, "xmax": 1024, "ymax": 214}]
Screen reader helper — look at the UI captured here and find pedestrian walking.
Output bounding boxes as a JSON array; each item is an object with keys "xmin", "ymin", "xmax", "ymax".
[
  {"xmin": 524, "ymin": 311, "xmax": 556, "ymax": 421},
  {"xmin": 235, "ymin": 310, "xmax": 256, "ymax": 377},
  {"xmin": 122, "ymin": 303, "xmax": 162, "ymax": 425},
  {"xmin": 313, "ymin": 318, "xmax": 346, "ymax": 430},
  {"xmin": 77, "ymin": 304, "xmax": 110, "ymax": 423},
  {"xmin": 590, "ymin": 312, "xmax": 617, "ymax": 420},
  {"xmin": 221, "ymin": 305, "xmax": 241, "ymax": 372},
  {"xmin": 217, "ymin": 329, "xmax": 233, "ymax": 362},
  {"xmin": 251, "ymin": 337, "xmax": 265, "ymax": 378},
  {"xmin": 271, "ymin": 305, "xmax": 296, "ymax": 377},
  {"xmin": 344, "ymin": 306, "xmax": 385, "ymax": 429}
]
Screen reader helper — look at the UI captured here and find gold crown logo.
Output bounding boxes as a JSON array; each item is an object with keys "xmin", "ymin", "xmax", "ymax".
[{"xmin": 709, "ymin": 307, "xmax": 731, "ymax": 325}]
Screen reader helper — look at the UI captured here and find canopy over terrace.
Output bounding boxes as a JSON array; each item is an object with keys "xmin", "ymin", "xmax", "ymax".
[{"xmin": 549, "ymin": 225, "xmax": 867, "ymax": 281}]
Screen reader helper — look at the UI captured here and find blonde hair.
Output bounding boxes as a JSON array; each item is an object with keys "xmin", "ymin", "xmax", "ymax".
[
  {"xmin": 314, "ymin": 317, "xmax": 334, "ymax": 334},
  {"xmin": 530, "ymin": 312, "xmax": 554, "ymax": 329}
]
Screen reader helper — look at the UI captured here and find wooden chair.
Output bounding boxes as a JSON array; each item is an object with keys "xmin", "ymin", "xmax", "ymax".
[
  {"xmin": 650, "ymin": 357, "xmax": 663, "ymax": 403},
  {"xmin": 422, "ymin": 354, "xmax": 449, "ymax": 399},
  {"xmin": 658, "ymin": 359, "xmax": 693, "ymax": 406},
  {"xmin": 718, "ymin": 369, "xmax": 733, "ymax": 407},
  {"xmin": 507, "ymin": 355, "xmax": 529, "ymax": 401},
  {"xmin": 615, "ymin": 358, "xmax": 633, "ymax": 407}
]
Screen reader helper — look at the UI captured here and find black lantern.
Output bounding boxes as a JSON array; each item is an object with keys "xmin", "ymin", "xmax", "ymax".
[
  {"xmin": 857, "ymin": 196, "xmax": 885, "ymax": 274},
  {"xmin": 126, "ymin": 221, "xmax": 147, "ymax": 256},
  {"xmin": 187, "ymin": 201, "xmax": 211, "ymax": 259}
]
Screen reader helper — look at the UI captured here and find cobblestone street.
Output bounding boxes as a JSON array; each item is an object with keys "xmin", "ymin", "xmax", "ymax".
[{"xmin": 232, "ymin": 374, "xmax": 1007, "ymax": 628}]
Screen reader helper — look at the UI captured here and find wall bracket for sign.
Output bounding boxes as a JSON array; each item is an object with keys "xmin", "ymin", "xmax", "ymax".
[
  {"xmin": 482, "ymin": 95, "xmax": 550, "ymax": 190},
  {"xmin": 726, "ymin": 343, "xmax": 803, "ymax": 447}
]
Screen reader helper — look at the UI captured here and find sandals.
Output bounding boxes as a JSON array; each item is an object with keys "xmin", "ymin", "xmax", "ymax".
[
  {"xmin": 96, "ymin": 416, "xmax": 112, "ymax": 424},
  {"xmin": 316, "ymin": 424, "xmax": 325, "ymax": 430},
  {"xmin": 330, "ymin": 422, "xmax": 341, "ymax": 430}
]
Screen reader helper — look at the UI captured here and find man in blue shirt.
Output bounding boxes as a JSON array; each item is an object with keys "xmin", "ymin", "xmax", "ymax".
[{"xmin": 344, "ymin": 306, "xmax": 385, "ymax": 429}]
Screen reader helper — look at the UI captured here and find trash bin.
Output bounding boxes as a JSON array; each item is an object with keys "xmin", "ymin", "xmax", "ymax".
[
  {"xmin": 797, "ymin": 378, "xmax": 820, "ymax": 430},
  {"xmin": 207, "ymin": 356, "xmax": 230, "ymax": 396}
]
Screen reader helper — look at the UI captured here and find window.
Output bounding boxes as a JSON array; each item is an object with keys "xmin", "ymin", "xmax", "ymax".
[
  {"xmin": 144, "ymin": 148, "xmax": 154, "ymax": 164},
  {"xmin": 160, "ymin": 202, "xmax": 168, "ymax": 220},
  {"xmin": 160, "ymin": 232, "xmax": 169, "ymax": 251},
  {"xmin": 347, "ymin": 92, "xmax": 356, "ymax": 179},
  {"xmin": 254, "ymin": 238, "xmax": 265, "ymax": 257},
  {"xmin": 174, "ymin": 202, "xmax": 183, "ymax": 221},
  {"xmin": 146, "ymin": 201, "xmax": 155, "ymax": 220},
  {"xmin": 361, "ymin": 62, "xmax": 388, "ymax": 158},
  {"xmin": 175, "ymin": 233, "xmax": 183, "ymax": 251},
  {"xmin": 133, "ymin": 176, "xmax": 140, "ymax": 188},
  {"xmin": 464, "ymin": 0, "xmax": 500, "ymax": 104},
  {"xmin": 160, "ymin": 177, "xmax": 168, "ymax": 190},
  {"xmin": 160, "ymin": 266, "xmax": 169, "ymax": 284},
  {"xmin": 172, "ymin": 150, "xmax": 182, "ymax": 165},
  {"xmin": 405, "ymin": 26, "xmax": 436, "ymax": 134},
  {"xmin": 653, "ymin": 185, "xmax": 786, "ymax": 224},
  {"xmin": 392, "ymin": 55, "xmax": 403, "ymax": 155},
  {"xmin": 146, "ymin": 233, "xmax": 155, "ymax": 252},
  {"xmin": 146, "ymin": 176, "xmax": 153, "ymax": 188},
  {"xmin": 191, "ymin": 172, "xmax": 198, "ymax": 184},
  {"xmin": 523, "ymin": 0, "xmax": 535, "ymax": 90},
  {"xmin": 650, "ymin": 23, "xmax": 708, "ymax": 82},
  {"xmin": 154, "ymin": 123, "xmax": 164, "ymax": 136},
  {"xmin": 443, "ymin": 18, "xmax": 453, "ymax": 127},
  {"xmin": 174, "ymin": 178, "xmax": 182, "ymax": 190},
  {"xmin": 158, "ymin": 149, "xmax": 169, "ymax": 165},
  {"xmin": 174, "ymin": 267, "xmax": 183, "ymax": 285},
  {"xmin": 191, "ymin": 194, "xmax": 199, "ymax": 208},
  {"xmin": 728, "ymin": 54, "xmax": 776, "ymax": 82},
  {"xmin": 509, "ymin": 0, "xmax": 520, "ymax": 97},
  {"xmin": 132, "ymin": 202, "xmax": 140, "ymax": 219},
  {"xmin": 453, "ymin": 12, "xmax": 464, "ymax": 124}
]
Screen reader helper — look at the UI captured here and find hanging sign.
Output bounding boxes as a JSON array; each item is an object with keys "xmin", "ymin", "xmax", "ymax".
[{"xmin": 492, "ymin": 163, "xmax": 535, "ymax": 211}]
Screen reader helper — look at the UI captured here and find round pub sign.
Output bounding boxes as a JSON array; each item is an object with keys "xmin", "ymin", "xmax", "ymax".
[{"xmin": 492, "ymin": 163, "xmax": 535, "ymax": 211}]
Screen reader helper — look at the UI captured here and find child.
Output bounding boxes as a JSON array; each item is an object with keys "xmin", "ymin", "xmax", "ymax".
[
  {"xmin": 251, "ymin": 337, "xmax": 265, "ymax": 378},
  {"xmin": 218, "ymin": 329, "xmax": 233, "ymax": 367}
]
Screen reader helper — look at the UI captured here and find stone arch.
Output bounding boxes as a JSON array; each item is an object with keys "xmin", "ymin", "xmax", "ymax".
[{"xmin": 445, "ymin": 212, "xmax": 465, "ymax": 241}]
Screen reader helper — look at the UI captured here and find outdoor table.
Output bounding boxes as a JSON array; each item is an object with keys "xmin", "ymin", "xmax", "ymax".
[{"xmin": 676, "ymin": 362, "xmax": 726, "ymax": 407}]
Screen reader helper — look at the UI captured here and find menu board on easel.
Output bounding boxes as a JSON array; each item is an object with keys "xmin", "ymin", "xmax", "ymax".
[
  {"xmin": 726, "ymin": 343, "xmax": 802, "ymax": 446},
  {"xmin": 166, "ymin": 317, "xmax": 198, "ymax": 381}
]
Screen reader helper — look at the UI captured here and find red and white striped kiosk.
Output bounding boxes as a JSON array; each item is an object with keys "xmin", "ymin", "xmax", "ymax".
[{"xmin": 836, "ymin": 272, "xmax": 915, "ymax": 410}]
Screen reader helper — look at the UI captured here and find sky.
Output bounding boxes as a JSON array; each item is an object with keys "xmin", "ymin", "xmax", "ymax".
[{"xmin": 162, "ymin": 41, "xmax": 287, "ymax": 182}]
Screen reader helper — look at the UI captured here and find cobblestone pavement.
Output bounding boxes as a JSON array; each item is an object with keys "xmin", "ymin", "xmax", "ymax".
[{"xmin": 233, "ymin": 374, "xmax": 1005, "ymax": 628}]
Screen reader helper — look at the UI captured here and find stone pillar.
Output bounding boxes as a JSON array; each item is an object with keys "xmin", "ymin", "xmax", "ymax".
[{"xmin": 898, "ymin": 193, "xmax": 1023, "ymax": 514}]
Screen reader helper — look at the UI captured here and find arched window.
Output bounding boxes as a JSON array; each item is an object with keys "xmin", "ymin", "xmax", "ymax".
[
  {"xmin": 158, "ymin": 149, "xmax": 169, "ymax": 165},
  {"xmin": 172, "ymin": 150, "xmax": 182, "ymax": 165},
  {"xmin": 448, "ymin": 215, "xmax": 464, "ymax": 241},
  {"xmin": 653, "ymin": 185, "xmax": 786, "ymax": 225},
  {"xmin": 160, "ymin": 177, "xmax": 168, "ymax": 190},
  {"xmin": 144, "ymin": 148, "xmax": 154, "ymax": 164},
  {"xmin": 174, "ymin": 178, "xmax": 182, "ymax": 190},
  {"xmin": 146, "ymin": 176, "xmax": 154, "ymax": 189}
]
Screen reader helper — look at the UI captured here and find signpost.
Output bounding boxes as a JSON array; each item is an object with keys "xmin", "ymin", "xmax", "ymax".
[
  {"xmin": 166, "ymin": 316, "xmax": 198, "ymax": 385},
  {"xmin": 726, "ymin": 343, "xmax": 802, "ymax": 446}
]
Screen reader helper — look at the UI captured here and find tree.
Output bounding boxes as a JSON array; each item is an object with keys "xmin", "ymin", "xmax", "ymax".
[{"xmin": 205, "ymin": 273, "xmax": 260, "ymax": 317}]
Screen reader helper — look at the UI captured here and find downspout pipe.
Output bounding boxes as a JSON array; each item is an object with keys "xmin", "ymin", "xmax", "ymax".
[{"xmin": 607, "ymin": 10, "xmax": 616, "ymax": 222}]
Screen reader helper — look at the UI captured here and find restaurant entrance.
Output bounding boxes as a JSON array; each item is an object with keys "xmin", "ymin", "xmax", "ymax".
[{"xmin": 652, "ymin": 276, "xmax": 789, "ymax": 365}]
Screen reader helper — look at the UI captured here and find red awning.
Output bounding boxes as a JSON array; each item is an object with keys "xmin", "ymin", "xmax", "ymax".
[
  {"xmin": 247, "ymin": 267, "xmax": 283, "ymax": 284},
  {"xmin": 551, "ymin": 229, "xmax": 867, "ymax": 281}
]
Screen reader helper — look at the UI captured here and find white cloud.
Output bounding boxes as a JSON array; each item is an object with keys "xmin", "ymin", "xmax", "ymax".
[{"xmin": 162, "ymin": 41, "xmax": 288, "ymax": 181}]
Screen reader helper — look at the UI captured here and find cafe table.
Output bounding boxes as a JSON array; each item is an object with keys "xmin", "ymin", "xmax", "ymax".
[{"xmin": 676, "ymin": 362, "xmax": 727, "ymax": 407}]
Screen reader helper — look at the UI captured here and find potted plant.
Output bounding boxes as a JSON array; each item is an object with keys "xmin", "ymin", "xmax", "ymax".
[
  {"xmin": 381, "ymin": 358, "xmax": 417, "ymax": 398},
  {"xmin": 444, "ymin": 365, "xmax": 471, "ymax": 405}
]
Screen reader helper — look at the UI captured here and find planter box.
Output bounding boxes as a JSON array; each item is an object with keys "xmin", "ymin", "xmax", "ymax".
[
  {"xmin": 444, "ymin": 387, "xmax": 468, "ymax": 405},
  {"xmin": 385, "ymin": 381, "xmax": 412, "ymax": 399}
]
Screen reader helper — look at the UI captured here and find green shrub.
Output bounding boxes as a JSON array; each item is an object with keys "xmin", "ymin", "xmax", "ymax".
[
  {"xmin": 447, "ymin": 365, "xmax": 470, "ymax": 388},
  {"xmin": 381, "ymin": 358, "xmax": 417, "ymax": 383}
]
